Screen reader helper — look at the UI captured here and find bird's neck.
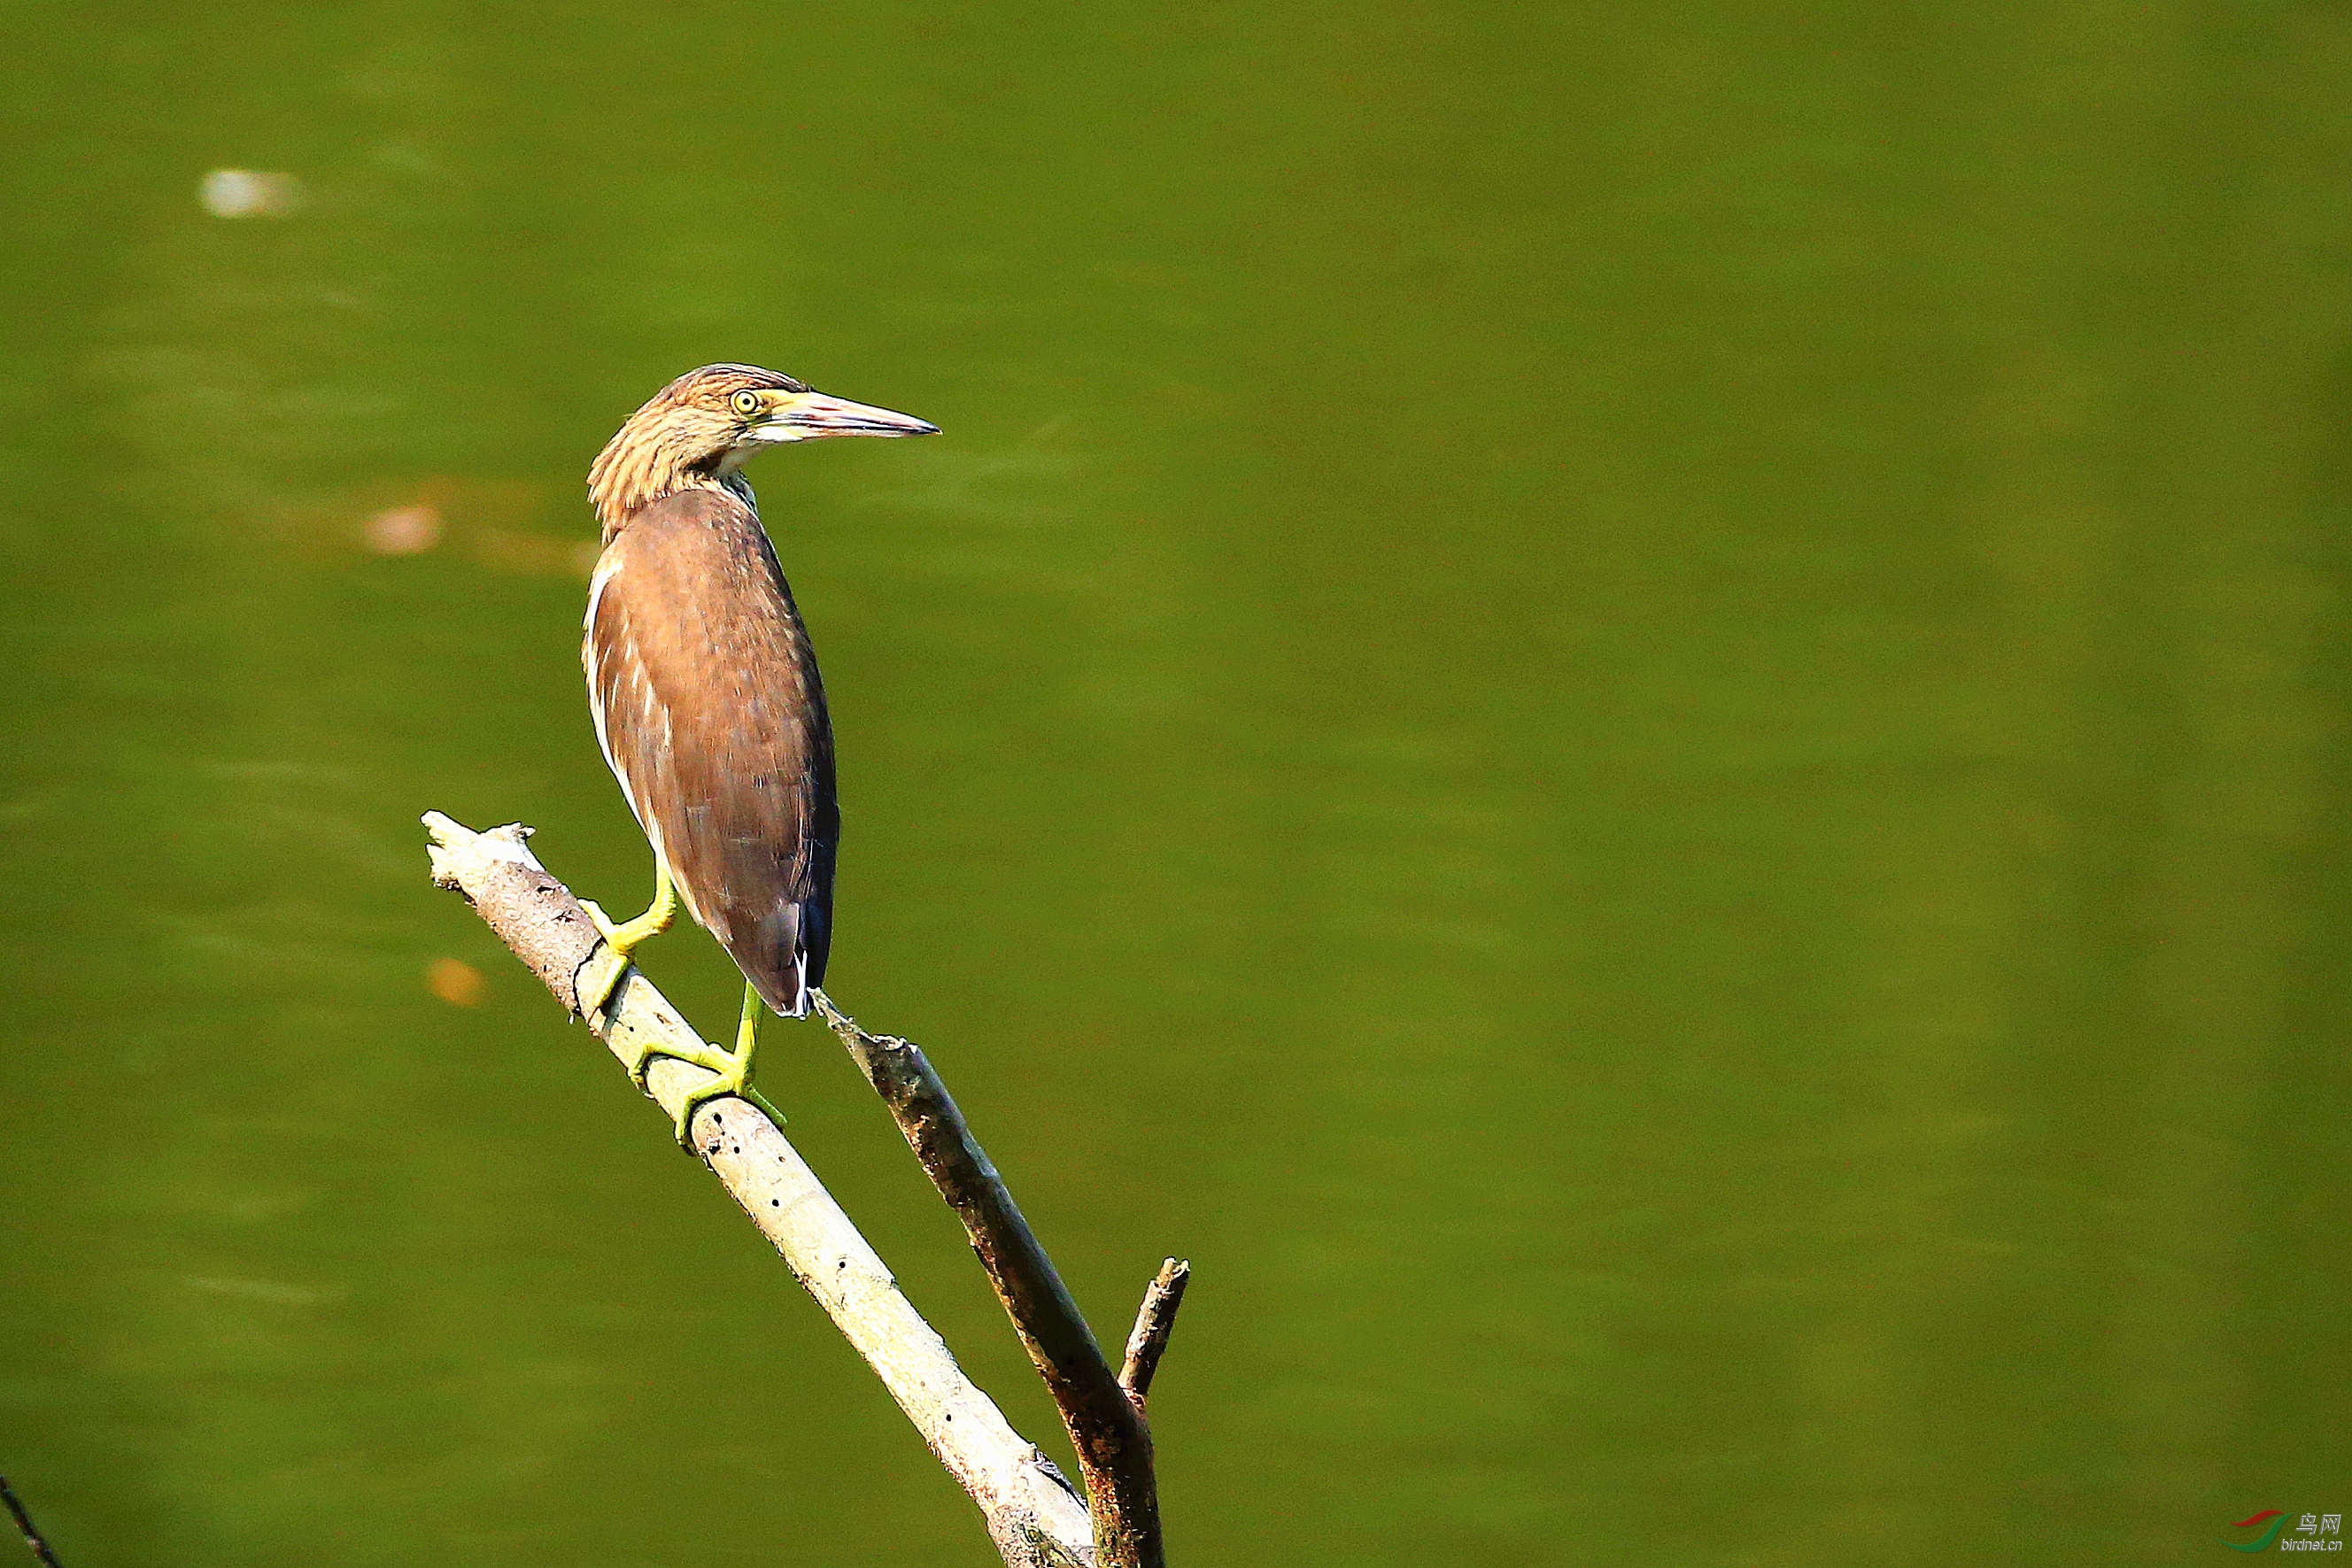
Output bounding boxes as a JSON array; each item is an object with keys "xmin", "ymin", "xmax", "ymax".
[{"xmin": 587, "ymin": 432, "xmax": 757, "ymax": 541}]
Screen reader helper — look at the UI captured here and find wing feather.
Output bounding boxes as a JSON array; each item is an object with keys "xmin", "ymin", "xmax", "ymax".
[{"xmin": 584, "ymin": 487, "xmax": 837, "ymax": 1014}]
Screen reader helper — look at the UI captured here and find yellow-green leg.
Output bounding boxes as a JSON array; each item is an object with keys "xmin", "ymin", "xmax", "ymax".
[
  {"xmin": 615, "ymin": 979, "xmax": 785, "ymax": 1149},
  {"xmin": 576, "ymin": 861, "xmax": 783, "ymax": 1150},
  {"xmin": 577, "ymin": 853, "xmax": 678, "ymax": 1019}
]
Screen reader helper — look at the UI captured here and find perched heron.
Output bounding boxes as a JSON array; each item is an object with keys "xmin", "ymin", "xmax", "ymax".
[{"xmin": 574, "ymin": 363, "xmax": 937, "ymax": 1142}]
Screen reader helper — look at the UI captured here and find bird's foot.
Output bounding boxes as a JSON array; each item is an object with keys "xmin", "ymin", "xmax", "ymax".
[
  {"xmin": 575, "ymin": 891, "xmax": 672, "ymax": 1020},
  {"xmin": 579, "ymin": 897, "xmax": 623, "ymax": 942},
  {"xmin": 616, "ymin": 1031, "xmax": 785, "ymax": 1152},
  {"xmin": 574, "ymin": 933, "xmax": 632, "ymax": 1023},
  {"xmin": 660, "ymin": 980, "xmax": 782, "ymax": 1152},
  {"xmin": 575, "ymin": 857, "xmax": 678, "ymax": 1021}
]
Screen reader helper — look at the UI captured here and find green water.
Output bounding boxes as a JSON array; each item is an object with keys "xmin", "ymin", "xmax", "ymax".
[{"xmin": 4, "ymin": 2, "xmax": 2349, "ymax": 1563}]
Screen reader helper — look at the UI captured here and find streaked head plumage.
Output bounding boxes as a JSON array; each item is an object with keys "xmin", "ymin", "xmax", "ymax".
[{"xmin": 588, "ymin": 363, "xmax": 938, "ymax": 537}]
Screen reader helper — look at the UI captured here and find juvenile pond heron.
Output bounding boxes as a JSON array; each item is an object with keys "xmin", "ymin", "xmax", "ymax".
[{"xmin": 576, "ymin": 363, "xmax": 937, "ymax": 1143}]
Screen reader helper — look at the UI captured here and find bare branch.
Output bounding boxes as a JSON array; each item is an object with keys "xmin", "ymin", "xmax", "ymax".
[
  {"xmin": 422, "ymin": 813, "xmax": 1092, "ymax": 1567},
  {"xmin": 0, "ymin": 1474, "xmax": 64, "ymax": 1568},
  {"xmin": 1118, "ymin": 1260, "xmax": 1190, "ymax": 1403},
  {"xmin": 808, "ymin": 993, "xmax": 1166, "ymax": 1568}
]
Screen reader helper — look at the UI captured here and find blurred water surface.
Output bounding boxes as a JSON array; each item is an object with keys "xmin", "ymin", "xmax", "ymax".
[{"xmin": 3, "ymin": 3, "xmax": 2349, "ymax": 1563}]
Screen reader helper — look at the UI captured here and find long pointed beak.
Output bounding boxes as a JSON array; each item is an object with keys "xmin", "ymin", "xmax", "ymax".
[{"xmin": 754, "ymin": 390, "xmax": 940, "ymax": 443}]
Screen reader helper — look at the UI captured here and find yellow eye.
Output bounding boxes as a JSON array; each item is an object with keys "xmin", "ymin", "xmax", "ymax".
[{"xmin": 731, "ymin": 390, "xmax": 762, "ymax": 418}]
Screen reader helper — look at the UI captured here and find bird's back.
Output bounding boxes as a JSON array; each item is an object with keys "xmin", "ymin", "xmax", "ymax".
[{"xmin": 584, "ymin": 486, "xmax": 837, "ymax": 1014}]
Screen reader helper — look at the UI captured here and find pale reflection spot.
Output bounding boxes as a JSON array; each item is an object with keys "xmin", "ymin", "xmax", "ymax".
[
  {"xmin": 186, "ymin": 1276, "xmax": 337, "ymax": 1307},
  {"xmin": 199, "ymin": 169, "xmax": 303, "ymax": 218},
  {"xmin": 475, "ymin": 529, "xmax": 596, "ymax": 577},
  {"xmin": 364, "ymin": 504, "xmax": 442, "ymax": 554}
]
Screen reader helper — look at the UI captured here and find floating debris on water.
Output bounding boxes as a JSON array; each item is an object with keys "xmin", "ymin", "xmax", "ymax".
[{"xmin": 428, "ymin": 956, "xmax": 486, "ymax": 1007}]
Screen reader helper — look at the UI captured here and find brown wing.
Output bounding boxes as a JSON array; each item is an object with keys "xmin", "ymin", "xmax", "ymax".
[{"xmin": 584, "ymin": 486, "xmax": 838, "ymax": 1015}]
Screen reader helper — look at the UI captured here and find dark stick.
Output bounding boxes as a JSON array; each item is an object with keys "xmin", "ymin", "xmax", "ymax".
[
  {"xmin": 810, "ymin": 989, "xmax": 1169, "ymax": 1568},
  {"xmin": 1118, "ymin": 1260, "xmax": 1190, "ymax": 1403},
  {"xmin": 0, "ymin": 1476, "xmax": 63, "ymax": 1568}
]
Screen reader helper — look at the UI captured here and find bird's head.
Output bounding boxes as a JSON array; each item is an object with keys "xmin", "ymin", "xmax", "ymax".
[{"xmin": 589, "ymin": 363, "xmax": 938, "ymax": 536}]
